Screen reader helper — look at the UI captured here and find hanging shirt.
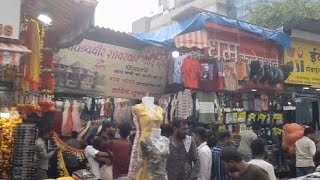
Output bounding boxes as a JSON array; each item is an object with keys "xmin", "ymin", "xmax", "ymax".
[
  {"xmin": 235, "ymin": 61, "xmax": 249, "ymax": 81},
  {"xmin": 254, "ymin": 97, "xmax": 262, "ymax": 112},
  {"xmin": 182, "ymin": 57, "xmax": 201, "ymax": 89},
  {"xmin": 173, "ymin": 56, "xmax": 186, "ymax": 84},
  {"xmin": 260, "ymin": 94, "xmax": 269, "ymax": 111},
  {"xmin": 199, "ymin": 60, "xmax": 219, "ymax": 91},
  {"xmin": 176, "ymin": 90, "xmax": 193, "ymax": 120},
  {"xmin": 196, "ymin": 92, "xmax": 220, "ymax": 124},
  {"xmin": 223, "ymin": 62, "xmax": 238, "ymax": 91}
]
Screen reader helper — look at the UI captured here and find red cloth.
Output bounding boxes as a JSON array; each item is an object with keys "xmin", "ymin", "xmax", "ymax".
[
  {"xmin": 102, "ymin": 140, "xmax": 131, "ymax": 178},
  {"xmin": 181, "ymin": 57, "xmax": 201, "ymax": 89},
  {"xmin": 64, "ymin": 105, "xmax": 73, "ymax": 136}
]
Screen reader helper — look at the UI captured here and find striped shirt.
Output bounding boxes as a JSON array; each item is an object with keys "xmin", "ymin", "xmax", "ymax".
[{"xmin": 211, "ymin": 145, "xmax": 230, "ymax": 180}]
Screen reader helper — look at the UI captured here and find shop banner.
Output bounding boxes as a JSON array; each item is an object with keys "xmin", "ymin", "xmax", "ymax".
[
  {"xmin": 55, "ymin": 39, "xmax": 168, "ymax": 99},
  {"xmin": 0, "ymin": 0, "xmax": 21, "ymax": 39},
  {"xmin": 284, "ymin": 40, "xmax": 320, "ymax": 86}
]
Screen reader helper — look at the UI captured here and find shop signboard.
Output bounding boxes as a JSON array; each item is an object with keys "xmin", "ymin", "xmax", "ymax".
[
  {"xmin": 284, "ymin": 40, "xmax": 320, "ymax": 86},
  {"xmin": 55, "ymin": 39, "xmax": 169, "ymax": 99},
  {"xmin": 0, "ymin": 0, "xmax": 21, "ymax": 39}
]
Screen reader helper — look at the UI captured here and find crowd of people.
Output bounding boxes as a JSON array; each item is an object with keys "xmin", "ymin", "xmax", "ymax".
[{"xmin": 33, "ymin": 118, "xmax": 320, "ymax": 180}]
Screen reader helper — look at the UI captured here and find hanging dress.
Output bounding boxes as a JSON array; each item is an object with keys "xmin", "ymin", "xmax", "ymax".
[
  {"xmin": 61, "ymin": 100, "xmax": 71, "ymax": 136},
  {"xmin": 72, "ymin": 100, "xmax": 82, "ymax": 132}
]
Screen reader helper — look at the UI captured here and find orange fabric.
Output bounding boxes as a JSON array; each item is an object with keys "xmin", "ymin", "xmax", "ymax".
[
  {"xmin": 235, "ymin": 61, "xmax": 248, "ymax": 81},
  {"xmin": 64, "ymin": 106, "xmax": 74, "ymax": 136},
  {"xmin": 182, "ymin": 58, "xmax": 201, "ymax": 89},
  {"xmin": 282, "ymin": 123, "xmax": 304, "ymax": 154}
]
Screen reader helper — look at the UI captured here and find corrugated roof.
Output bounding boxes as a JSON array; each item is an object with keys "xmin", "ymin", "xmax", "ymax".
[
  {"xmin": 83, "ymin": 27, "xmax": 149, "ymax": 50},
  {"xmin": 284, "ymin": 18, "xmax": 320, "ymax": 35},
  {"xmin": 21, "ymin": 0, "xmax": 97, "ymax": 48}
]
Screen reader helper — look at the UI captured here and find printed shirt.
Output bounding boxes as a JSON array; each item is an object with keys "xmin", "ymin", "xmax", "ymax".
[
  {"xmin": 211, "ymin": 145, "xmax": 229, "ymax": 180},
  {"xmin": 295, "ymin": 136, "xmax": 316, "ymax": 167},
  {"xmin": 34, "ymin": 138, "xmax": 55, "ymax": 170},
  {"xmin": 197, "ymin": 142, "xmax": 212, "ymax": 180},
  {"xmin": 176, "ymin": 89, "xmax": 193, "ymax": 120},
  {"xmin": 199, "ymin": 60, "xmax": 218, "ymax": 91},
  {"xmin": 167, "ymin": 136, "xmax": 200, "ymax": 180},
  {"xmin": 173, "ymin": 56, "xmax": 186, "ymax": 84},
  {"xmin": 182, "ymin": 57, "xmax": 201, "ymax": 89}
]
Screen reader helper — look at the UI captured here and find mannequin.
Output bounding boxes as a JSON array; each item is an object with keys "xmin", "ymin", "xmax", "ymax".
[
  {"xmin": 128, "ymin": 95, "xmax": 164, "ymax": 180},
  {"xmin": 151, "ymin": 128, "xmax": 161, "ymax": 138},
  {"xmin": 140, "ymin": 128, "xmax": 170, "ymax": 180}
]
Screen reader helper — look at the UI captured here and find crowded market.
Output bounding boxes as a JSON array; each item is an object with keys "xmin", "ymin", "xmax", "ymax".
[{"xmin": 1, "ymin": 1, "xmax": 320, "ymax": 180}]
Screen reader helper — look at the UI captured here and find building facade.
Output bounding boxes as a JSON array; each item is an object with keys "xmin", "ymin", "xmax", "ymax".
[{"xmin": 132, "ymin": 0, "xmax": 235, "ymax": 32}]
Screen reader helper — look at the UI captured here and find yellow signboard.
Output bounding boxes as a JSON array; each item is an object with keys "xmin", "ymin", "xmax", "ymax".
[{"xmin": 284, "ymin": 40, "xmax": 320, "ymax": 86}]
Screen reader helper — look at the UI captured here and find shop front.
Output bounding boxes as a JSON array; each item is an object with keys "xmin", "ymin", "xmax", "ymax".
[{"xmin": 0, "ymin": 0, "xmax": 98, "ymax": 179}]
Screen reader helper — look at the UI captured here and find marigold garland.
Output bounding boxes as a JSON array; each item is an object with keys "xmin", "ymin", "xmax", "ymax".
[
  {"xmin": 52, "ymin": 131, "xmax": 85, "ymax": 161},
  {"xmin": 57, "ymin": 149, "xmax": 70, "ymax": 177}
]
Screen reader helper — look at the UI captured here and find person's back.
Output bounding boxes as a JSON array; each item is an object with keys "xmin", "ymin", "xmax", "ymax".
[
  {"xmin": 295, "ymin": 128, "xmax": 317, "ymax": 177},
  {"xmin": 238, "ymin": 130, "xmax": 257, "ymax": 161},
  {"xmin": 249, "ymin": 159, "xmax": 276, "ymax": 180},
  {"xmin": 239, "ymin": 164, "xmax": 269, "ymax": 180},
  {"xmin": 102, "ymin": 122, "xmax": 132, "ymax": 179},
  {"xmin": 249, "ymin": 138, "xmax": 276, "ymax": 180}
]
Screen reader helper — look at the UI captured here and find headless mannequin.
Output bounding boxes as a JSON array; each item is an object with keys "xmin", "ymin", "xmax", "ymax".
[
  {"xmin": 142, "ymin": 95, "xmax": 156, "ymax": 114},
  {"xmin": 151, "ymin": 128, "xmax": 161, "ymax": 138}
]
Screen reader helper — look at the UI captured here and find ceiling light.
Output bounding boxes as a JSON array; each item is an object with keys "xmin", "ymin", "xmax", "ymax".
[
  {"xmin": 38, "ymin": 14, "xmax": 52, "ymax": 25},
  {"xmin": 251, "ymin": 89, "xmax": 257, "ymax": 92},
  {"xmin": 316, "ymin": 89, "xmax": 320, "ymax": 91},
  {"xmin": 172, "ymin": 51, "xmax": 180, "ymax": 58},
  {"xmin": 303, "ymin": 87, "xmax": 310, "ymax": 90}
]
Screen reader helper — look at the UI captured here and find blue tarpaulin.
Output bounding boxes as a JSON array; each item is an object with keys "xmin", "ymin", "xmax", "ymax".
[{"xmin": 130, "ymin": 12, "xmax": 290, "ymax": 48}]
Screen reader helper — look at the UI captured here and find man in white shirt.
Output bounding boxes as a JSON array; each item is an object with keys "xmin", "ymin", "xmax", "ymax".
[
  {"xmin": 249, "ymin": 138, "xmax": 277, "ymax": 180},
  {"xmin": 295, "ymin": 128, "xmax": 317, "ymax": 177},
  {"xmin": 192, "ymin": 127, "xmax": 212, "ymax": 180},
  {"xmin": 85, "ymin": 135, "xmax": 111, "ymax": 179}
]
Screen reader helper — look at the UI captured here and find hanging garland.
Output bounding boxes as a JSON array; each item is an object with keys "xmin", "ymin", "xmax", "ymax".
[
  {"xmin": 57, "ymin": 149, "xmax": 70, "ymax": 177},
  {"xmin": 52, "ymin": 131, "xmax": 85, "ymax": 161}
]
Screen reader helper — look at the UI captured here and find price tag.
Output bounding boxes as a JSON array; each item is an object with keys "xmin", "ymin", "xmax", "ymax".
[
  {"xmin": 258, "ymin": 113, "xmax": 267, "ymax": 121},
  {"xmin": 232, "ymin": 113, "xmax": 238, "ymax": 120},
  {"xmin": 273, "ymin": 113, "xmax": 283, "ymax": 120},
  {"xmin": 238, "ymin": 112, "xmax": 246, "ymax": 119},
  {"xmin": 219, "ymin": 125, "xmax": 226, "ymax": 131},
  {"xmin": 249, "ymin": 113, "xmax": 256, "ymax": 120}
]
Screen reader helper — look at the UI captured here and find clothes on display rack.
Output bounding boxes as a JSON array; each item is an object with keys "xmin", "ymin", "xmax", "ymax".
[
  {"xmin": 140, "ymin": 136, "xmax": 170, "ymax": 180},
  {"xmin": 113, "ymin": 99, "xmax": 135, "ymax": 126},
  {"xmin": 62, "ymin": 100, "xmax": 71, "ymax": 136},
  {"xmin": 128, "ymin": 103, "xmax": 163, "ymax": 180},
  {"xmin": 223, "ymin": 61, "xmax": 238, "ymax": 91},
  {"xmin": 72, "ymin": 100, "xmax": 82, "ymax": 132},
  {"xmin": 52, "ymin": 101, "xmax": 64, "ymax": 134},
  {"xmin": 176, "ymin": 89, "xmax": 193, "ymax": 120},
  {"xmin": 158, "ymin": 94, "xmax": 172, "ymax": 124},
  {"xmin": 181, "ymin": 57, "xmax": 201, "ymax": 89},
  {"xmin": 196, "ymin": 91, "xmax": 220, "ymax": 124},
  {"xmin": 173, "ymin": 55, "xmax": 186, "ymax": 84},
  {"xmin": 199, "ymin": 59, "xmax": 219, "ymax": 91}
]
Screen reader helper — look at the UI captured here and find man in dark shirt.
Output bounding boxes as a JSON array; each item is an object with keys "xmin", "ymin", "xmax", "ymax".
[
  {"xmin": 211, "ymin": 131, "xmax": 232, "ymax": 180},
  {"xmin": 166, "ymin": 118, "xmax": 200, "ymax": 180},
  {"xmin": 102, "ymin": 122, "xmax": 132, "ymax": 180},
  {"xmin": 221, "ymin": 148, "xmax": 269, "ymax": 180}
]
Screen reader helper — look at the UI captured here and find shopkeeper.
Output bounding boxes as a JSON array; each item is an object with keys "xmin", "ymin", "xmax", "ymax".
[{"xmin": 34, "ymin": 129, "xmax": 58, "ymax": 180}]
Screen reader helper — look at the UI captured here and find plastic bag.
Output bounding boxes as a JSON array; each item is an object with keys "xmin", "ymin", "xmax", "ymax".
[{"xmin": 282, "ymin": 123, "xmax": 304, "ymax": 154}]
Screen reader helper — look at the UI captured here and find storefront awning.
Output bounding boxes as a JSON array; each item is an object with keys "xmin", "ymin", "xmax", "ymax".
[
  {"xmin": 0, "ymin": 43, "xmax": 31, "ymax": 53},
  {"xmin": 174, "ymin": 30, "xmax": 208, "ymax": 49},
  {"xmin": 21, "ymin": 0, "xmax": 98, "ymax": 49}
]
